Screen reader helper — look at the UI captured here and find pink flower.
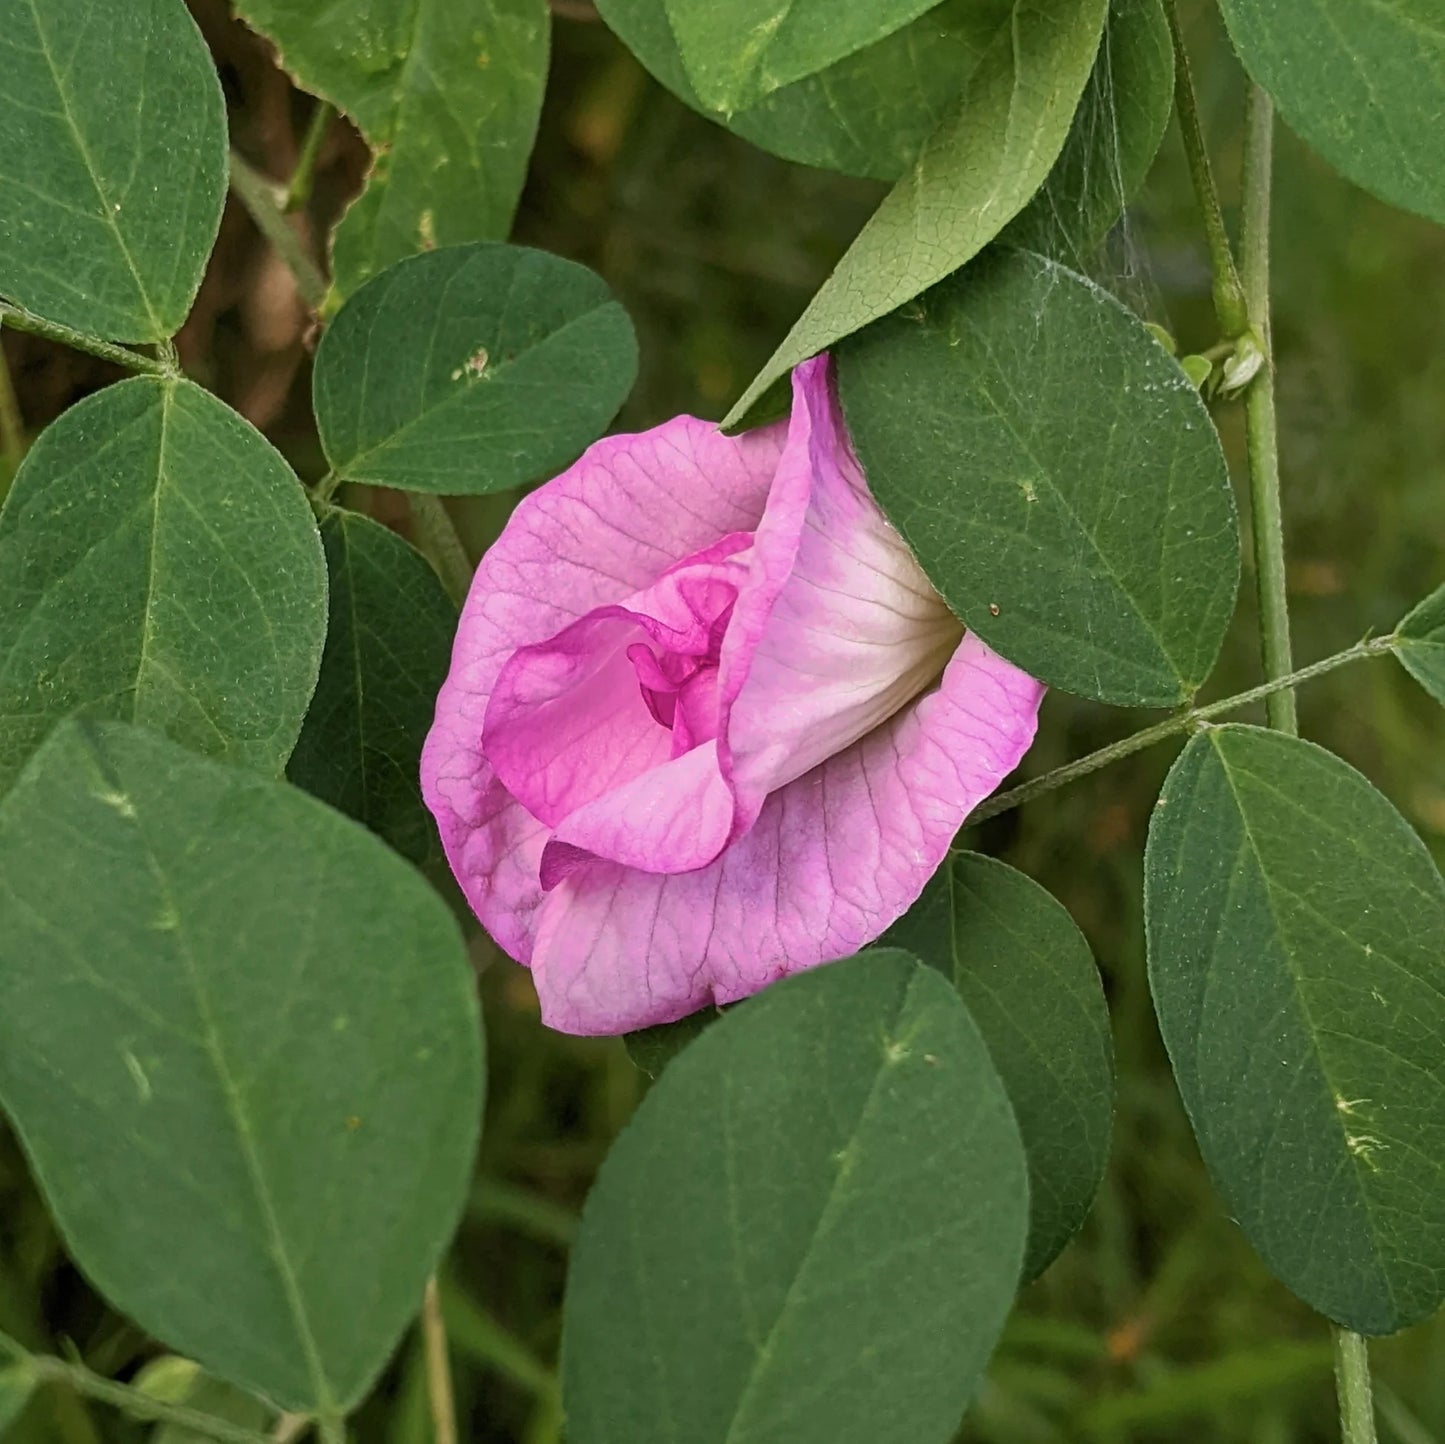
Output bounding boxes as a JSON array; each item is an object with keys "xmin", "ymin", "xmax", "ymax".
[{"xmin": 421, "ymin": 357, "xmax": 1044, "ymax": 1035}]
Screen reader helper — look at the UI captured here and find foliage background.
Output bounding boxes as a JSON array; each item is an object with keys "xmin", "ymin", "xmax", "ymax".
[{"xmin": 0, "ymin": 2, "xmax": 1441, "ymax": 1440}]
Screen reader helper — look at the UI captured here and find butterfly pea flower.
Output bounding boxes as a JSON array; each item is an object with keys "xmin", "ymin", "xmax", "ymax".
[{"xmin": 421, "ymin": 357, "xmax": 1043, "ymax": 1035}]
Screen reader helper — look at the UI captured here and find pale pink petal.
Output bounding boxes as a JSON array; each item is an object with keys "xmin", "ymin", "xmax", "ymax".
[
  {"xmin": 529, "ymin": 633, "xmax": 1046, "ymax": 1034},
  {"xmin": 539, "ymin": 740, "xmax": 734, "ymax": 887},
  {"xmin": 421, "ymin": 418, "xmax": 784, "ymax": 959},
  {"xmin": 726, "ymin": 356, "xmax": 965, "ymax": 800}
]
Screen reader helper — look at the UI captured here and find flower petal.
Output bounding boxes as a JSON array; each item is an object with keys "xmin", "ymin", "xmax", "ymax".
[
  {"xmin": 422, "ymin": 415, "xmax": 784, "ymax": 961},
  {"xmin": 528, "ymin": 632, "xmax": 1046, "ymax": 1034},
  {"xmin": 539, "ymin": 739, "xmax": 734, "ymax": 887},
  {"xmin": 726, "ymin": 356, "xmax": 964, "ymax": 801}
]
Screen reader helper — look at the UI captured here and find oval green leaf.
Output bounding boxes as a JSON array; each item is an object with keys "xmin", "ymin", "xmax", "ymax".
[
  {"xmin": 563, "ymin": 950, "xmax": 1028, "ymax": 1444},
  {"xmin": 598, "ymin": 0, "xmax": 1006, "ymax": 181},
  {"xmin": 1145, "ymin": 724, "xmax": 1445, "ymax": 1334},
  {"xmin": 882, "ymin": 854, "xmax": 1113, "ymax": 1280},
  {"xmin": 1218, "ymin": 0, "xmax": 1445, "ymax": 227},
  {"xmin": 723, "ymin": 0, "xmax": 1108, "ymax": 425},
  {"xmin": 0, "ymin": 721, "xmax": 484, "ymax": 1413},
  {"xmin": 1396, "ymin": 582, "xmax": 1445, "ymax": 705},
  {"xmin": 234, "ymin": 0, "xmax": 549, "ymax": 298},
  {"xmin": 837, "ymin": 249, "xmax": 1239, "ymax": 705},
  {"xmin": 0, "ymin": 377, "xmax": 327, "ymax": 795},
  {"xmin": 0, "ymin": 0, "xmax": 226, "ymax": 342},
  {"xmin": 663, "ymin": 0, "xmax": 939, "ymax": 114},
  {"xmin": 314, "ymin": 243, "xmax": 638, "ymax": 495},
  {"xmin": 1004, "ymin": 0, "xmax": 1173, "ymax": 263},
  {"xmin": 288, "ymin": 509, "xmax": 457, "ymax": 863}
]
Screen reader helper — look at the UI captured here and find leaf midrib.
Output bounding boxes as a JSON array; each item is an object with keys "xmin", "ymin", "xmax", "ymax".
[{"xmin": 26, "ymin": 0, "xmax": 165, "ymax": 337}]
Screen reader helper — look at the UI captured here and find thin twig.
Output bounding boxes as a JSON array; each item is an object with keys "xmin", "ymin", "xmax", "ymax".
[
  {"xmin": 286, "ymin": 101, "xmax": 336, "ymax": 213},
  {"xmin": 1166, "ymin": 3, "xmax": 1249, "ymax": 337},
  {"xmin": 1240, "ymin": 83, "xmax": 1296, "ymax": 731},
  {"xmin": 408, "ymin": 494, "xmax": 476, "ymax": 605},
  {"xmin": 0, "ymin": 300, "xmax": 173, "ymax": 376},
  {"xmin": 423, "ymin": 1278, "xmax": 458, "ymax": 1444},
  {"xmin": 966, "ymin": 637, "xmax": 1395, "ymax": 825},
  {"xmin": 228, "ymin": 151, "xmax": 330, "ymax": 310}
]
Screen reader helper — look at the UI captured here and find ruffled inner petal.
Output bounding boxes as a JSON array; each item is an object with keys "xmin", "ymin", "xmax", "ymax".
[{"xmin": 483, "ymin": 533, "xmax": 752, "ymax": 872}]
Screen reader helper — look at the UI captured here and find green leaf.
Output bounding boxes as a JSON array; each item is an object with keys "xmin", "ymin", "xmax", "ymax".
[
  {"xmin": 1004, "ymin": 0, "xmax": 1173, "ymax": 262},
  {"xmin": 723, "ymin": 0, "xmax": 1108, "ymax": 425},
  {"xmin": 837, "ymin": 249, "xmax": 1238, "ymax": 706},
  {"xmin": 0, "ymin": 1360, "xmax": 34, "ymax": 1435},
  {"xmin": 1395, "ymin": 582, "xmax": 1445, "ymax": 705},
  {"xmin": 1145, "ymin": 725, "xmax": 1445, "ymax": 1334},
  {"xmin": 882, "ymin": 855, "xmax": 1113, "ymax": 1280},
  {"xmin": 0, "ymin": 721, "xmax": 484, "ymax": 1412},
  {"xmin": 287, "ymin": 510, "xmax": 456, "ymax": 863},
  {"xmin": 1217, "ymin": 0, "xmax": 1445, "ymax": 228},
  {"xmin": 132, "ymin": 1357, "xmax": 271, "ymax": 1444},
  {"xmin": 0, "ymin": 0, "xmax": 226, "ymax": 342},
  {"xmin": 234, "ymin": 0, "xmax": 550, "ymax": 298},
  {"xmin": 597, "ymin": 0, "xmax": 1009, "ymax": 181},
  {"xmin": 662, "ymin": 0, "xmax": 938, "ymax": 114},
  {"xmin": 314, "ymin": 243, "xmax": 638, "ymax": 495},
  {"xmin": 0, "ymin": 377, "xmax": 327, "ymax": 796},
  {"xmin": 623, "ymin": 1006, "xmax": 723, "ymax": 1078},
  {"xmin": 563, "ymin": 950, "xmax": 1028, "ymax": 1444}
]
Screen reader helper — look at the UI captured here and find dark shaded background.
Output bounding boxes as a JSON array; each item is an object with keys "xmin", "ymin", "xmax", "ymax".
[{"xmin": 1, "ymin": 3, "xmax": 1442, "ymax": 1440}]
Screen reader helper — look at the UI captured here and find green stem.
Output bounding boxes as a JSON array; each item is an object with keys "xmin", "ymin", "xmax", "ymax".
[
  {"xmin": 1166, "ymin": 2, "xmax": 1249, "ymax": 337},
  {"xmin": 1333, "ymin": 1329, "xmax": 1378, "ymax": 1444},
  {"xmin": 1238, "ymin": 75, "xmax": 1373, "ymax": 1443},
  {"xmin": 966, "ymin": 637, "xmax": 1394, "ymax": 825},
  {"xmin": 408, "ymin": 494, "xmax": 475, "ymax": 605},
  {"xmin": 0, "ymin": 1335, "xmax": 274, "ymax": 1444},
  {"xmin": 0, "ymin": 300, "xmax": 172, "ymax": 376},
  {"xmin": 317, "ymin": 1419, "xmax": 347, "ymax": 1444},
  {"xmin": 227, "ymin": 151, "xmax": 329, "ymax": 310},
  {"xmin": 0, "ymin": 320, "xmax": 25, "ymax": 471},
  {"xmin": 1240, "ymin": 82, "xmax": 1296, "ymax": 731},
  {"xmin": 285, "ymin": 101, "xmax": 336, "ymax": 213}
]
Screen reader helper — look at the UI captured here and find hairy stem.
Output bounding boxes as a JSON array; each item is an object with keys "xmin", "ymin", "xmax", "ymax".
[
  {"xmin": 423, "ymin": 1277, "xmax": 458, "ymax": 1444},
  {"xmin": 286, "ymin": 101, "xmax": 336, "ymax": 213},
  {"xmin": 408, "ymin": 494, "xmax": 475, "ymax": 605},
  {"xmin": 1240, "ymin": 83, "xmax": 1296, "ymax": 731},
  {"xmin": 967, "ymin": 637, "xmax": 1394, "ymax": 825},
  {"xmin": 228, "ymin": 151, "xmax": 329, "ymax": 310},
  {"xmin": 1166, "ymin": 2, "xmax": 1249, "ymax": 337},
  {"xmin": 1334, "ymin": 1329, "xmax": 1379, "ymax": 1444},
  {"xmin": 0, "ymin": 300, "xmax": 172, "ymax": 376}
]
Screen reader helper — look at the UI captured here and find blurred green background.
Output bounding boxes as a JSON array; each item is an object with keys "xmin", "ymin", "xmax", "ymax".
[{"xmin": 0, "ymin": 3, "xmax": 1441, "ymax": 1441}]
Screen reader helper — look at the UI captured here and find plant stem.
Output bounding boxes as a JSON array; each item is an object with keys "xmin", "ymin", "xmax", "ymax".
[
  {"xmin": 1240, "ymin": 83, "xmax": 1296, "ymax": 732},
  {"xmin": 286, "ymin": 101, "xmax": 336, "ymax": 213},
  {"xmin": 0, "ymin": 300, "xmax": 173, "ymax": 376},
  {"xmin": 408, "ymin": 494, "xmax": 475, "ymax": 605},
  {"xmin": 0, "ymin": 1341, "xmax": 274, "ymax": 1444},
  {"xmin": 1237, "ymin": 75, "xmax": 1376, "ymax": 1443},
  {"xmin": 422, "ymin": 1277, "xmax": 458, "ymax": 1444},
  {"xmin": 1334, "ymin": 1329, "xmax": 1379, "ymax": 1444},
  {"xmin": 966, "ymin": 637, "xmax": 1394, "ymax": 825},
  {"xmin": 1166, "ymin": 2, "xmax": 1249, "ymax": 337},
  {"xmin": 0, "ymin": 321, "xmax": 26, "ymax": 471},
  {"xmin": 228, "ymin": 150, "xmax": 329, "ymax": 310}
]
